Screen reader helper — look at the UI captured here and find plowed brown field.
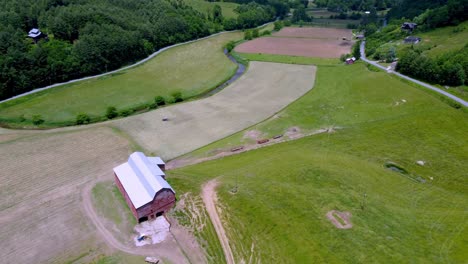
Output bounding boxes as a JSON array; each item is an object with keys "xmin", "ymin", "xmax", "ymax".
[{"xmin": 235, "ymin": 27, "xmax": 354, "ymax": 58}]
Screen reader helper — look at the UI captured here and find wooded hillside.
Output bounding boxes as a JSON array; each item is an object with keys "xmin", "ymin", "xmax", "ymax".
[{"xmin": 0, "ymin": 0, "xmax": 277, "ymax": 100}]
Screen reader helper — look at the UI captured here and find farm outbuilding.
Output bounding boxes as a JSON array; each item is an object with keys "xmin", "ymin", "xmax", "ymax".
[{"xmin": 113, "ymin": 152, "xmax": 175, "ymax": 223}]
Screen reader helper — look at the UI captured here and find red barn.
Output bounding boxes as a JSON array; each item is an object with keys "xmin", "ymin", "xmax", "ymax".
[{"xmin": 113, "ymin": 152, "xmax": 175, "ymax": 223}]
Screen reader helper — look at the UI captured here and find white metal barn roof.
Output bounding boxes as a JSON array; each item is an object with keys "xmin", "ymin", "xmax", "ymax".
[{"xmin": 113, "ymin": 152, "xmax": 174, "ymax": 209}]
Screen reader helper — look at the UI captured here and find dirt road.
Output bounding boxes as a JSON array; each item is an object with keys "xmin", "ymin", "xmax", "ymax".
[
  {"xmin": 202, "ymin": 180, "xmax": 235, "ymax": 264},
  {"xmin": 81, "ymin": 182, "xmax": 195, "ymax": 263}
]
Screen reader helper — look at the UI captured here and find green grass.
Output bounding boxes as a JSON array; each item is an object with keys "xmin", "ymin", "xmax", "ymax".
[
  {"xmin": 235, "ymin": 52, "xmax": 341, "ymax": 66},
  {"xmin": 184, "ymin": 0, "xmax": 239, "ymax": 19},
  {"xmin": 91, "ymin": 182, "xmax": 136, "ymax": 239},
  {"xmin": 168, "ymin": 60, "xmax": 468, "ymax": 262},
  {"xmin": 416, "ymin": 21, "xmax": 468, "ymax": 57},
  {"xmin": 0, "ymin": 32, "xmax": 242, "ymax": 126}
]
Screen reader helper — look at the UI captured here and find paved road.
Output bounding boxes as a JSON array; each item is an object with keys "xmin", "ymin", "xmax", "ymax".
[{"xmin": 360, "ymin": 41, "xmax": 468, "ymax": 107}]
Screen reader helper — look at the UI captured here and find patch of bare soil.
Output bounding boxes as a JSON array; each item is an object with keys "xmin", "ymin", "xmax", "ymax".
[
  {"xmin": 243, "ymin": 130, "xmax": 263, "ymax": 140},
  {"xmin": 326, "ymin": 210, "xmax": 352, "ymax": 229},
  {"xmin": 234, "ymin": 37, "xmax": 353, "ymax": 58},
  {"xmin": 285, "ymin": 126, "xmax": 303, "ymax": 139}
]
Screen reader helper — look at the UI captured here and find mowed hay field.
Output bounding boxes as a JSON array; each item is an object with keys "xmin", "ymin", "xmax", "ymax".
[
  {"xmin": 0, "ymin": 127, "xmax": 132, "ymax": 263},
  {"xmin": 113, "ymin": 61, "xmax": 316, "ymax": 159},
  {"xmin": 169, "ymin": 62, "xmax": 468, "ymax": 262},
  {"xmin": 0, "ymin": 32, "xmax": 242, "ymax": 125},
  {"xmin": 235, "ymin": 27, "xmax": 354, "ymax": 58}
]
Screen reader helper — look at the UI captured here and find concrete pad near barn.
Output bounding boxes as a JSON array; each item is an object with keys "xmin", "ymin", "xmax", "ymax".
[
  {"xmin": 235, "ymin": 27, "xmax": 354, "ymax": 58},
  {"xmin": 114, "ymin": 61, "xmax": 316, "ymax": 160}
]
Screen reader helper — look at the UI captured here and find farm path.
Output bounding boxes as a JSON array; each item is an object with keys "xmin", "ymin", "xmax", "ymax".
[
  {"xmin": 360, "ymin": 41, "xmax": 468, "ymax": 107},
  {"xmin": 202, "ymin": 179, "xmax": 235, "ymax": 264},
  {"xmin": 81, "ymin": 182, "xmax": 192, "ymax": 264},
  {"xmin": 114, "ymin": 61, "xmax": 317, "ymax": 159}
]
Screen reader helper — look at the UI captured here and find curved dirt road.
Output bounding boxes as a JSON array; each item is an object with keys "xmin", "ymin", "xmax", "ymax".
[
  {"xmin": 81, "ymin": 182, "xmax": 192, "ymax": 263},
  {"xmin": 202, "ymin": 180, "xmax": 235, "ymax": 264}
]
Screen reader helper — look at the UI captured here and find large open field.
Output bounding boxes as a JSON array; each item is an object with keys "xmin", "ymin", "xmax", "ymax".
[
  {"xmin": 113, "ymin": 61, "xmax": 316, "ymax": 159},
  {"xmin": 235, "ymin": 27, "xmax": 354, "ymax": 58},
  {"xmin": 0, "ymin": 127, "xmax": 132, "ymax": 263},
  {"xmin": 0, "ymin": 32, "xmax": 242, "ymax": 125},
  {"xmin": 168, "ymin": 60, "xmax": 468, "ymax": 262}
]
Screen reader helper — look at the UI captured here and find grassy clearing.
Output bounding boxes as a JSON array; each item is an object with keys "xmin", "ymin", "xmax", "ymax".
[
  {"xmin": 0, "ymin": 32, "xmax": 242, "ymax": 125},
  {"xmin": 92, "ymin": 182, "xmax": 137, "ymax": 243},
  {"xmin": 184, "ymin": 0, "xmax": 239, "ymax": 19},
  {"xmin": 169, "ymin": 60, "xmax": 468, "ymax": 262},
  {"xmin": 416, "ymin": 21, "xmax": 468, "ymax": 57}
]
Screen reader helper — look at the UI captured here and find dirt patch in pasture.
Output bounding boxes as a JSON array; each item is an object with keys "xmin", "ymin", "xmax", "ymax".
[
  {"xmin": 326, "ymin": 210, "xmax": 352, "ymax": 229},
  {"xmin": 285, "ymin": 126, "xmax": 303, "ymax": 139},
  {"xmin": 243, "ymin": 130, "xmax": 263, "ymax": 140},
  {"xmin": 273, "ymin": 27, "xmax": 353, "ymax": 39},
  {"xmin": 234, "ymin": 37, "xmax": 353, "ymax": 58}
]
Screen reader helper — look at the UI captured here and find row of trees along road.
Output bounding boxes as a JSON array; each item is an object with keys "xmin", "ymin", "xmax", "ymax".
[{"xmin": 0, "ymin": 0, "xmax": 286, "ymax": 100}]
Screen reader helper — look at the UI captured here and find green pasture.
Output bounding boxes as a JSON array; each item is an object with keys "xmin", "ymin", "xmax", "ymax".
[
  {"xmin": 0, "ymin": 32, "xmax": 242, "ymax": 126},
  {"xmin": 184, "ymin": 0, "xmax": 239, "ymax": 19},
  {"xmin": 416, "ymin": 21, "xmax": 468, "ymax": 57},
  {"xmin": 169, "ymin": 60, "xmax": 468, "ymax": 262}
]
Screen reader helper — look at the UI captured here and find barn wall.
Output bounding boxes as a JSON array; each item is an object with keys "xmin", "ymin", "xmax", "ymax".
[
  {"xmin": 114, "ymin": 173, "xmax": 138, "ymax": 220},
  {"xmin": 137, "ymin": 189, "xmax": 176, "ymax": 220}
]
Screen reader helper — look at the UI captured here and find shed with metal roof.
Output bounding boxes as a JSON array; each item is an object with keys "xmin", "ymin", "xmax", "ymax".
[{"xmin": 113, "ymin": 152, "xmax": 175, "ymax": 222}]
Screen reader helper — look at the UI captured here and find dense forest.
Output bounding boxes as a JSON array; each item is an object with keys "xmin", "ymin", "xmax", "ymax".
[{"xmin": 0, "ymin": 0, "xmax": 279, "ymax": 100}]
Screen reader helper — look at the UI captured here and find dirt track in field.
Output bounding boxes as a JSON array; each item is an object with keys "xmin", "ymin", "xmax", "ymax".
[
  {"xmin": 235, "ymin": 27, "xmax": 354, "ymax": 58},
  {"xmin": 202, "ymin": 180, "xmax": 235, "ymax": 264},
  {"xmin": 114, "ymin": 61, "xmax": 316, "ymax": 159}
]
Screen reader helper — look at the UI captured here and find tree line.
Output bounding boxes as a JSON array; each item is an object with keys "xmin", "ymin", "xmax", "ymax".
[{"xmin": 0, "ymin": 0, "xmax": 281, "ymax": 100}]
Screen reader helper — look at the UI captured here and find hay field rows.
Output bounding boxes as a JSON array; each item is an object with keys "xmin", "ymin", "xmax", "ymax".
[
  {"xmin": 0, "ymin": 127, "xmax": 131, "ymax": 263},
  {"xmin": 113, "ymin": 61, "xmax": 316, "ymax": 159},
  {"xmin": 235, "ymin": 27, "xmax": 354, "ymax": 58}
]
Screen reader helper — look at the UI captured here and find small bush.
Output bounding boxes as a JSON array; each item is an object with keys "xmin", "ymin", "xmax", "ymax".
[
  {"xmin": 76, "ymin": 113, "xmax": 91, "ymax": 125},
  {"xmin": 284, "ymin": 20, "xmax": 292, "ymax": 26},
  {"xmin": 262, "ymin": 30, "xmax": 271, "ymax": 36},
  {"xmin": 106, "ymin": 106, "xmax": 118, "ymax": 119},
  {"xmin": 244, "ymin": 30, "xmax": 252, "ymax": 40},
  {"xmin": 274, "ymin": 21, "xmax": 283, "ymax": 31},
  {"xmin": 154, "ymin": 96, "xmax": 166, "ymax": 106},
  {"xmin": 252, "ymin": 29, "xmax": 259, "ymax": 38},
  {"xmin": 19, "ymin": 114, "xmax": 26, "ymax": 122},
  {"xmin": 119, "ymin": 109, "xmax": 133, "ymax": 117},
  {"xmin": 225, "ymin": 41, "xmax": 236, "ymax": 52},
  {"xmin": 171, "ymin": 92, "xmax": 183, "ymax": 103},
  {"xmin": 32, "ymin": 115, "xmax": 44, "ymax": 125}
]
